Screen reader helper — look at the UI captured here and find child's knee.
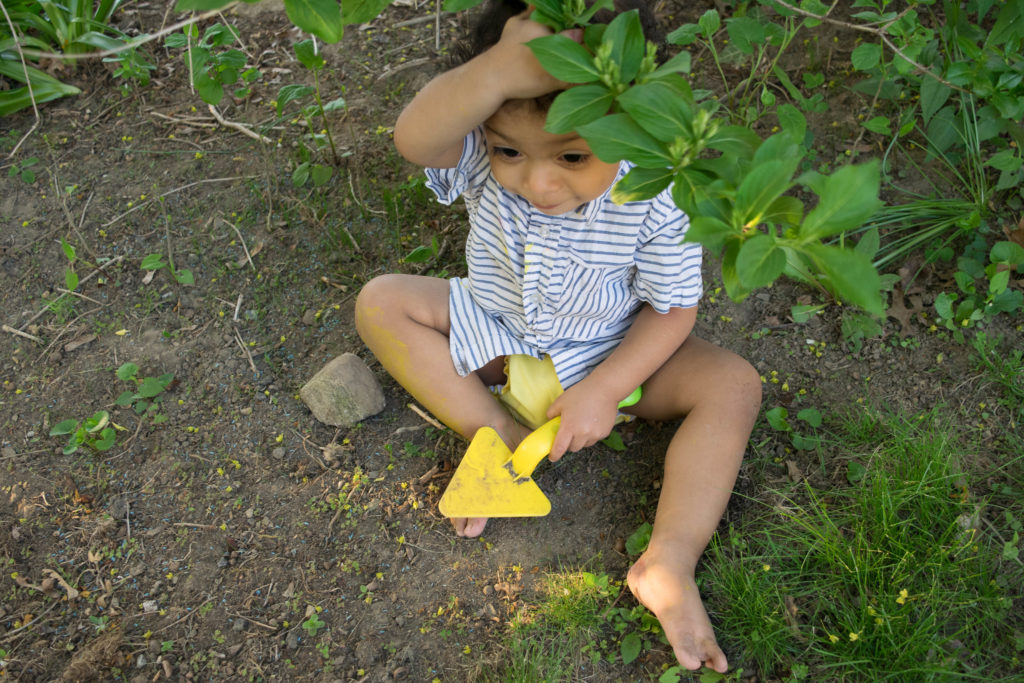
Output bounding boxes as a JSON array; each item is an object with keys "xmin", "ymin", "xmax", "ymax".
[
  {"xmin": 355, "ymin": 275, "xmax": 400, "ymax": 336},
  {"xmin": 720, "ymin": 352, "xmax": 762, "ymax": 413}
]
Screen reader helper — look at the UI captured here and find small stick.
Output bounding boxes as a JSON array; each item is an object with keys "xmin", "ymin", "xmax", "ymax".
[
  {"xmin": 55, "ymin": 287, "xmax": 105, "ymax": 305},
  {"xmin": 152, "ymin": 597, "xmax": 215, "ymax": 634},
  {"xmin": 2, "ymin": 324, "xmax": 43, "ymax": 344},
  {"xmin": 19, "ymin": 254, "xmax": 125, "ymax": 330},
  {"xmin": 172, "ymin": 522, "xmax": 219, "ymax": 529},
  {"xmin": 149, "ymin": 111, "xmax": 218, "ymax": 127},
  {"xmin": 233, "ymin": 327, "xmax": 258, "ymax": 373},
  {"xmin": 0, "ymin": 600, "xmax": 60, "ymax": 643},
  {"xmin": 407, "ymin": 403, "xmax": 445, "ymax": 431},
  {"xmin": 101, "ymin": 178, "xmax": 256, "ymax": 228},
  {"xmin": 233, "ymin": 294, "xmax": 243, "ymax": 322},
  {"xmin": 207, "ymin": 104, "xmax": 273, "ymax": 144},
  {"xmin": 222, "ymin": 218, "xmax": 256, "ymax": 271}
]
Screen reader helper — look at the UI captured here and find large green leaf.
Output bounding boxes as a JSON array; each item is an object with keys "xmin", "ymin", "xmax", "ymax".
[
  {"xmin": 776, "ymin": 103, "xmax": 806, "ymax": 144},
  {"xmin": 736, "ymin": 234, "xmax": 786, "ymax": 289},
  {"xmin": 720, "ymin": 238, "xmax": 750, "ymax": 302},
  {"xmin": 343, "ymin": 0, "xmax": 392, "ymax": 26},
  {"xmin": 762, "ymin": 195, "xmax": 803, "ymax": 226},
  {"xmin": 527, "ymin": 35, "xmax": 600, "ymax": 83},
  {"xmin": 681, "ymin": 215, "xmax": 736, "ymax": 252},
  {"xmin": 616, "ymin": 81, "xmax": 693, "ymax": 142},
  {"xmin": 800, "ymin": 161, "xmax": 883, "ymax": 240},
  {"xmin": 284, "ymin": 0, "xmax": 343, "ymax": 43},
  {"xmin": 735, "ymin": 159, "xmax": 797, "ymax": 228},
  {"xmin": 293, "ymin": 39, "xmax": 325, "ymax": 70},
  {"xmin": 610, "ymin": 167, "xmax": 673, "ymax": 204},
  {"xmin": 706, "ymin": 125, "xmax": 760, "ymax": 158},
  {"xmin": 804, "ymin": 243, "xmax": 884, "ymax": 315},
  {"xmin": 0, "ymin": 73, "xmax": 80, "ymax": 115},
  {"xmin": 577, "ymin": 113, "xmax": 674, "ymax": 168},
  {"xmin": 603, "ymin": 10, "xmax": 645, "ymax": 83},
  {"xmin": 644, "ymin": 49, "xmax": 691, "ymax": 80},
  {"xmin": 545, "ymin": 85, "xmax": 614, "ymax": 134},
  {"xmin": 725, "ymin": 16, "xmax": 765, "ymax": 55}
]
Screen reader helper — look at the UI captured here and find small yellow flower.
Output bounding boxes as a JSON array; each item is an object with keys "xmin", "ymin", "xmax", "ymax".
[
  {"xmin": 896, "ymin": 589, "xmax": 908, "ymax": 605},
  {"xmin": 828, "ymin": 633, "xmax": 839, "ymax": 644},
  {"xmin": 849, "ymin": 632, "xmax": 860, "ymax": 641},
  {"xmin": 762, "ymin": 564, "xmax": 771, "ymax": 572}
]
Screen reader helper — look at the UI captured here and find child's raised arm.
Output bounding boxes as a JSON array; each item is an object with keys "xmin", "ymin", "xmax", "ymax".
[{"xmin": 393, "ymin": 10, "xmax": 574, "ymax": 169}]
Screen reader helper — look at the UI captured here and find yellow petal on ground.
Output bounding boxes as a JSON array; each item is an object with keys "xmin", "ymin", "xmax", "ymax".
[{"xmin": 114, "ymin": 329, "xmax": 128, "ymax": 336}]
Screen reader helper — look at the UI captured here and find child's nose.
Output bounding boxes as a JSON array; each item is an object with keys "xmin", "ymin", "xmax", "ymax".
[{"xmin": 522, "ymin": 163, "xmax": 561, "ymax": 194}]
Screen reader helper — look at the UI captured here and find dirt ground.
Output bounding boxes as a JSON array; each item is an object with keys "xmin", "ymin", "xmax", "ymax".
[{"xmin": 0, "ymin": 1, "xmax": 1020, "ymax": 681}]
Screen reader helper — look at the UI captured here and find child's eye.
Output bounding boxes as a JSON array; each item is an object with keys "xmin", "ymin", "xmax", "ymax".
[
  {"xmin": 492, "ymin": 146, "xmax": 520, "ymax": 159},
  {"xmin": 560, "ymin": 153, "xmax": 589, "ymax": 165}
]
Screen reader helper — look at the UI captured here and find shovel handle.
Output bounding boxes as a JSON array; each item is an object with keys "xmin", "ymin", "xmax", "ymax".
[{"xmin": 510, "ymin": 386, "xmax": 643, "ymax": 478}]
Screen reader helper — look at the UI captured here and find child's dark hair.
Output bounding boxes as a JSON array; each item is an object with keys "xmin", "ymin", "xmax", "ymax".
[{"xmin": 449, "ymin": 0, "xmax": 665, "ymax": 100}]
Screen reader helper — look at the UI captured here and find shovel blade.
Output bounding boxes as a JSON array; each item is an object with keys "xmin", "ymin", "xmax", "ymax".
[{"xmin": 438, "ymin": 427, "xmax": 551, "ymax": 518}]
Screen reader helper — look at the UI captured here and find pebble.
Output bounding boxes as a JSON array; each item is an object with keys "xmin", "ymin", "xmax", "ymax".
[{"xmin": 272, "ymin": 447, "xmax": 285, "ymax": 459}]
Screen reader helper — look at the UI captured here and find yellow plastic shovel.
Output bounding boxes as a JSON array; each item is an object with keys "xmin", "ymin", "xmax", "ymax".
[{"xmin": 437, "ymin": 386, "xmax": 642, "ymax": 519}]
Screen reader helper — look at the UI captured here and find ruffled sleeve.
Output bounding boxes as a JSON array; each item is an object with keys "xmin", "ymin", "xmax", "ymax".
[
  {"xmin": 423, "ymin": 127, "xmax": 490, "ymax": 206},
  {"xmin": 630, "ymin": 191, "xmax": 703, "ymax": 312}
]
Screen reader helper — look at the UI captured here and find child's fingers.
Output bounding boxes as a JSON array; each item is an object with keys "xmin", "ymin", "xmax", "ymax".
[{"xmin": 548, "ymin": 423, "xmax": 570, "ymax": 462}]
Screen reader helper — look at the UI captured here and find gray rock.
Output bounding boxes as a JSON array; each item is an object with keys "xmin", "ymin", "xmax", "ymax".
[{"xmin": 299, "ymin": 353, "xmax": 385, "ymax": 427}]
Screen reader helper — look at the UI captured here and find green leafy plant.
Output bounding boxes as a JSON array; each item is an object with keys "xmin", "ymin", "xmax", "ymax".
[
  {"xmin": 278, "ymin": 38, "xmax": 346, "ymax": 174},
  {"xmin": 114, "ymin": 362, "xmax": 174, "ymax": 425},
  {"xmin": 667, "ymin": 7, "xmax": 819, "ymax": 125},
  {"xmin": 302, "ymin": 612, "xmax": 325, "ymax": 638},
  {"xmin": 7, "ymin": 155, "xmax": 39, "ymax": 183},
  {"xmin": 933, "ymin": 239, "xmax": 1024, "ymax": 340},
  {"xmin": 43, "ymin": 238, "xmax": 80, "ymax": 324},
  {"xmin": 164, "ymin": 23, "xmax": 260, "ymax": 106},
  {"xmin": 0, "ymin": 0, "xmax": 151, "ymax": 114},
  {"xmin": 521, "ymin": 9, "xmax": 885, "ymax": 314},
  {"xmin": 765, "ymin": 406, "xmax": 822, "ymax": 451},
  {"xmin": 50, "ymin": 410, "xmax": 117, "ymax": 455},
  {"xmin": 276, "ymin": 39, "xmax": 348, "ymax": 186},
  {"xmin": 141, "ymin": 252, "xmax": 194, "ymax": 285}
]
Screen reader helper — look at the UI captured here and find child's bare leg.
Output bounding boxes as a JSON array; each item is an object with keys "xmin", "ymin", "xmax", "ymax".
[
  {"xmin": 355, "ymin": 274, "xmax": 528, "ymax": 537},
  {"xmin": 625, "ymin": 336, "xmax": 761, "ymax": 672}
]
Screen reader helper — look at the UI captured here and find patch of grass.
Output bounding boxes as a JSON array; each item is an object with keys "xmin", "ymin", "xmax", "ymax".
[
  {"xmin": 482, "ymin": 569, "xmax": 620, "ymax": 681},
  {"xmin": 708, "ymin": 405, "xmax": 1023, "ymax": 680}
]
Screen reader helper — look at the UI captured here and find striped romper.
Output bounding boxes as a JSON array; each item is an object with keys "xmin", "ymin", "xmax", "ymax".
[{"xmin": 424, "ymin": 127, "xmax": 704, "ymax": 389}]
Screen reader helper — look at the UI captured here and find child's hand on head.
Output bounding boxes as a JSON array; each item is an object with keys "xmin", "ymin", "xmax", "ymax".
[
  {"xmin": 492, "ymin": 8, "xmax": 584, "ymax": 101},
  {"xmin": 546, "ymin": 379, "xmax": 619, "ymax": 461}
]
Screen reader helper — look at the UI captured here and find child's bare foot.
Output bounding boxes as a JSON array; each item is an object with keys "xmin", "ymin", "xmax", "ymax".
[
  {"xmin": 452, "ymin": 517, "xmax": 488, "ymax": 537},
  {"xmin": 627, "ymin": 541, "xmax": 728, "ymax": 673}
]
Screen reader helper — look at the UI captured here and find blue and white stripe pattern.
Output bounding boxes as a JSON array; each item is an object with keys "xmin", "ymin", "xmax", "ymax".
[{"xmin": 425, "ymin": 127, "xmax": 702, "ymax": 388}]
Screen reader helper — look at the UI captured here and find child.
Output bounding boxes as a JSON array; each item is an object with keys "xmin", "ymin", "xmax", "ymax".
[{"xmin": 355, "ymin": 0, "xmax": 761, "ymax": 672}]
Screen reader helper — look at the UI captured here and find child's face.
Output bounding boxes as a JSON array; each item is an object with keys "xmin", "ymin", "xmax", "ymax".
[{"xmin": 483, "ymin": 101, "xmax": 620, "ymax": 216}]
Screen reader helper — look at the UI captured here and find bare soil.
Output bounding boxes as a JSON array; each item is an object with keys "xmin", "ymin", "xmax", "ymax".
[{"xmin": 0, "ymin": 1, "xmax": 1019, "ymax": 681}]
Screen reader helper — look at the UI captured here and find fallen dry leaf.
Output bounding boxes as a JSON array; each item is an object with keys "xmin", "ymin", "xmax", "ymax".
[{"xmin": 42, "ymin": 568, "xmax": 80, "ymax": 600}]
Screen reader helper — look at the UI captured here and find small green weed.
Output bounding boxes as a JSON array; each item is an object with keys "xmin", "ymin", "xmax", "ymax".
[
  {"xmin": 42, "ymin": 238, "xmax": 81, "ymax": 324},
  {"xmin": 8, "ymin": 156, "xmax": 39, "ymax": 183},
  {"xmin": 114, "ymin": 363, "xmax": 175, "ymax": 425},
  {"xmin": 50, "ymin": 410, "xmax": 116, "ymax": 455},
  {"xmin": 164, "ymin": 23, "xmax": 260, "ymax": 106},
  {"xmin": 141, "ymin": 252, "xmax": 194, "ymax": 285},
  {"xmin": 934, "ymin": 240, "xmax": 1024, "ymax": 340},
  {"xmin": 764, "ymin": 406, "xmax": 822, "ymax": 451},
  {"xmin": 302, "ymin": 611, "xmax": 325, "ymax": 638},
  {"xmin": 276, "ymin": 38, "xmax": 348, "ymax": 187}
]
